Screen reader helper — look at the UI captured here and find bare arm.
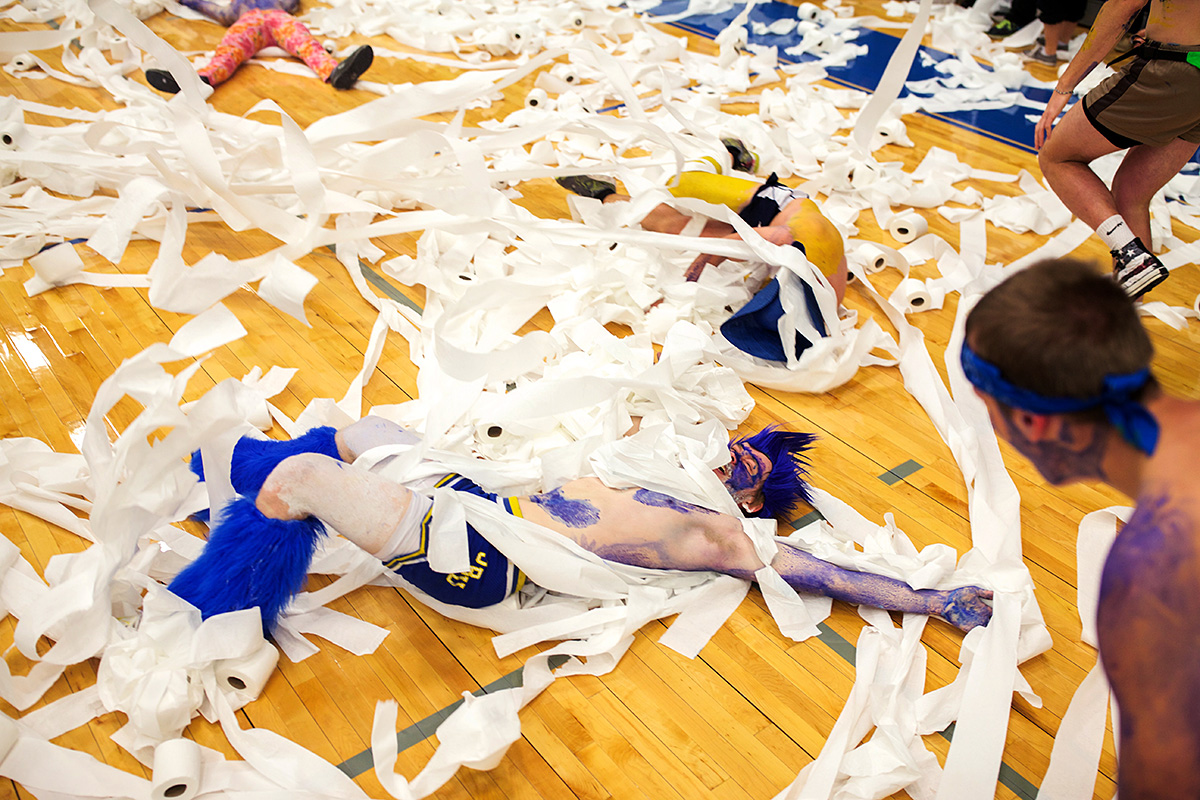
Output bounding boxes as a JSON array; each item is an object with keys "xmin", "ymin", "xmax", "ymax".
[{"xmin": 1036, "ymin": 0, "xmax": 1147, "ymax": 148}]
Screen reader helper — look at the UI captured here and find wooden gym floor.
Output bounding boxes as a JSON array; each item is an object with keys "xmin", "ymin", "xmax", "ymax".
[{"xmin": 1, "ymin": 0, "xmax": 1198, "ymax": 797}]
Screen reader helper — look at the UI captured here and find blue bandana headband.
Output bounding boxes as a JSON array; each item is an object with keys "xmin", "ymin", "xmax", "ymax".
[{"xmin": 960, "ymin": 341, "xmax": 1159, "ymax": 455}]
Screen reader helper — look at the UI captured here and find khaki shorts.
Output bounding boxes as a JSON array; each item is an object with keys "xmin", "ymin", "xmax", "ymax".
[{"xmin": 1083, "ymin": 44, "xmax": 1200, "ymax": 148}]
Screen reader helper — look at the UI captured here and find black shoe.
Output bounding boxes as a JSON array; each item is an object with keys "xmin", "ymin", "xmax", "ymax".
[
  {"xmin": 328, "ymin": 45, "xmax": 373, "ymax": 89},
  {"xmin": 146, "ymin": 68, "xmax": 181, "ymax": 94},
  {"xmin": 555, "ymin": 174, "xmax": 617, "ymax": 200},
  {"xmin": 721, "ymin": 136, "xmax": 759, "ymax": 173},
  {"xmin": 986, "ymin": 18, "xmax": 1016, "ymax": 38},
  {"xmin": 1112, "ymin": 238, "xmax": 1169, "ymax": 299}
]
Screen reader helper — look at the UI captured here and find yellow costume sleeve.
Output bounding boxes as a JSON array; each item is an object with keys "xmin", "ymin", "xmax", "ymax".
[
  {"xmin": 668, "ymin": 171, "xmax": 761, "ymax": 212},
  {"xmin": 785, "ymin": 199, "xmax": 844, "ymax": 278}
]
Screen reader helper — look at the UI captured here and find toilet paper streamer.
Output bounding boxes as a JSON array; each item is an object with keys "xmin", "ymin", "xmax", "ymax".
[
  {"xmin": 888, "ymin": 212, "xmax": 929, "ymax": 244},
  {"xmin": 151, "ymin": 737, "xmax": 201, "ymax": 800},
  {"xmin": 214, "ymin": 642, "xmax": 279, "ymax": 704}
]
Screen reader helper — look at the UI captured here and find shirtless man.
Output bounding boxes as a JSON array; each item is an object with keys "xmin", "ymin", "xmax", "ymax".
[
  {"xmin": 1035, "ymin": 0, "xmax": 1200, "ymax": 299},
  {"xmin": 170, "ymin": 418, "xmax": 992, "ymax": 636},
  {"xmin": 557, "ymin": 140, "xmax": 847, "ymax": 363},
  {"xmin": 963, "ymin": 258, "xmax": 1200, "ymax": 797}
]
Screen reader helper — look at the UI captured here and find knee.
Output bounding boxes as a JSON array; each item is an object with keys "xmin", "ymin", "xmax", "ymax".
[{"xmin": 257, "ymin": 452, "xmax": 328, "ymax": 520}]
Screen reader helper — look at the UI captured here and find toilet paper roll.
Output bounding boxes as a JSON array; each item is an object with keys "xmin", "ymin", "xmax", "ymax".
[
  {"xmin": 8, "ymin": 53, "xmax": 35, "ymax": 71},
  {"xmin": 322, "ymin": 40, "xmax": 337, "ymax": 54},
  {"xmin": 0, "ymin": 713, "xmax": 18, "ymax": 765},
  {"xmin": 151, "ymin": 738, "xmax": 202, "ymax": 800},
  {"xmin": 477, "ymin": 422, "xmax": 514, "ymax": 446},
  {"xmin": 796, "ymin": 2, "xmax": 820, "ymax": 20},
  {"xmin": 551, "ymin": 63, "xmax": 579, "ymax": 84},
  {"xmin": 215, "ymin": 641, "xmax": 278, "ymax": 701},
  {"xmin": 888, "ymin": 212, "xmax": 928, "ymax": 244},
  {"xmin": 856, "ymin": 242, "xmax": 907, "ymax": 274},
  {"xmin": 892, "ymin": 278, "xmax": 933, "ymax": 313},
  {"xmin": 525, "ymin": 88, "xmax": 550, "ymax": 110},
  {"xmin": 0, "ymin": 121, "xmax": 23, "ymax": 151}
]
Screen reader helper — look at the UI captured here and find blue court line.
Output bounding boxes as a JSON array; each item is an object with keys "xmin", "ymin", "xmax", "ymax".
[
  {"xmin": 652, "ymin": 0, "xmax": 1200, "ymax": 165},
  {"xmin": 653, "ymin": 0, "xmax": 1045, "ymax": 153}
]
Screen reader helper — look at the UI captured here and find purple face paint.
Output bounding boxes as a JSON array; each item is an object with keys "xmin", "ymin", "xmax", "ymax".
[
  {"xmin": 527, "ymin": 488, "xmax": 600, "ymax": 529},
  {"xmin": 632, "ymin": 489, "xmax": 717, "ymax": 515},
  {"xmin": 714, "ymin": 443, "xmax": 772, "ymax": 511}
]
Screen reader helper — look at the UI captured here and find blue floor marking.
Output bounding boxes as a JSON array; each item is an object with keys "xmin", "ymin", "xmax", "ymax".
[
  {"xmin": 652, "ymin": 0, "xmax": 1200, "ymax": 165},
  {"xmin": 652, "ymin": 0, "xmax": 1044, "ymax": 153}
]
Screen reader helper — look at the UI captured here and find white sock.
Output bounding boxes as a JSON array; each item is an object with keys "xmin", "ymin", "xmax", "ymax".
[{"xmin": 1097, "ymin": 215, "xmax": 1136, "ymax": 251}]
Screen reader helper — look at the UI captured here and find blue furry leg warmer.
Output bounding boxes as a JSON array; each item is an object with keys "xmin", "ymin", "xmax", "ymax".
[
  {"xmin": 188, "ymin": 426, "xmax": 342, "ymax": 497},
  {"xmin": 169, "ymin": 495, "xmax": 327, "ymax": 633}
]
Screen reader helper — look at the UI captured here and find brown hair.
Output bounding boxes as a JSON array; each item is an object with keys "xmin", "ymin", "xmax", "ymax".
[{"xmin": 965, "ymin": 259, "xmax": 1154, "ymax": 400}]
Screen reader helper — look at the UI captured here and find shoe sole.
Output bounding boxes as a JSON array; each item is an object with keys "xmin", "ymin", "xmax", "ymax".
[{"xmin": 1119, "ymin": 266, "xmax": 1170, "ymax": 299}]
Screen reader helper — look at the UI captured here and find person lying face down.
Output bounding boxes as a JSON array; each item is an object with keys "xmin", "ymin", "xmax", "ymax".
[
  {"xmin": 963, "ymin": 258, "xmax": 1200, "ymax": 799},
  {"xmin": 170, "ymin": 417, "xmax": 993, "ymax": 635},
  {"xmin": 144, "ymin": 0, "xmax": 373, "ymax": 94},
  {"xmin": 557, "ymin": 138, "xmax": 848, "ymax": 364}
]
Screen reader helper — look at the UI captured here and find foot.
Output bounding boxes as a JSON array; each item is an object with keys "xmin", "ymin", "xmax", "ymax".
[
  {"xmin": 146, "ymin": 68, "xmax": 181, "ymax": 94},
  {"xmin": 1036, "ymin": 34, "xmax": 1069, "ymax": 51},
  {"xmin": 1112, "ymin": 237, "xmax": 1170, "ymax": 299},
  {"xmin": 986, "ymin": 18, "xmax": 1016, "ymax": 38},
  {"xmin": 555, "ymin": 174, "xmax": 617, "ymax": 200},
  {"xmin": 938, "ymin": 586, "xmax": 994, "ymax": 631},
  {"xmin": 327, "ymin": 45, "xmax": 373, "ymax": 89},
  {"xmin": 1022, "ymin": 45, "xmax": 1059, "ymax": 65},
  {"xmin": 721, "ymin": 136, "xmax": 759, "ymax": 174}
]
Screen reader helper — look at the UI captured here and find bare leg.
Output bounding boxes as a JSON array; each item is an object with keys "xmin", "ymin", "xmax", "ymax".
[
  {"xmin": 603, "ymin": 192, "xmax": 736, "ymax": 237},
  {"xmin": 1111, "ymin": 139, "xmax": 1199, "ymax": 244},
  {"xmin": 1041, "ymin": 20, "xmax": 1075, "ymax": 57},
  {"xmin": 1038, "ymin": 104, "xmax": 1124, "ymax": 228},
  {"xmin": 257, "ymin": 453, "xmax": 414, "ymax": 555},
  {"xmin": 334, "ymin": 416, "xmax": 422, "ymax": 462}
]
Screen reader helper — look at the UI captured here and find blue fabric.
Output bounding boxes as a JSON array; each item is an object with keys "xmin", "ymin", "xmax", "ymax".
[
  {"xmin": 960, "ymin": 341, "xmax": 1159, "ymax": 455},
  {"xmin": 390, "ymin": 475, "xmax": 518, "ymax": 609},
  {"xmin": 168, "ymin": 495, "xmax": 326, "ymax": 633},
  {"xmin": 720, "ymin": 277, "xmax": 827, "ymax": 362},
  {"xmin": 189, "ymin": 426, "xmax": 342, "ymax": 497}
]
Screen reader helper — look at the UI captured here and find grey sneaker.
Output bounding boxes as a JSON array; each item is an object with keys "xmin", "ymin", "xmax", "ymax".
[
  {"xmin": 555, "ymin": 174, "xmax": 617, "ymax": 199},
  {"xmin": 1036, "ymin": 34, "xmax": 1069, "ymax": 51},
  {"xmin": 1112, "ymin": 238, "xmax": 1169, "ymax": 299},
  {"xmin": 721, "ymin": 137, "xmax": 759, "ymax": 173},
  {"xmin": 1022, "ymin": 45, "xmax": 1059, "ymax": 65}
]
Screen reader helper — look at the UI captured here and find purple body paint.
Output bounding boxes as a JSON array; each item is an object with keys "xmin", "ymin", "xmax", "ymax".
[
  {"xmin": 527, "ymin": 488, "xmax": 600, "ymax": 529},
  {"xmin": 632, "ymin": 489, "xmax": 716, "ymax": 515}
]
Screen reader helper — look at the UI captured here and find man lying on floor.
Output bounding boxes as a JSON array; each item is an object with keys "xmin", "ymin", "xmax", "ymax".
[
  {"xmin": 171, "ymin": 416, "xmax": 993, "ymax": 635},
  {"xmin": 557, "ymin": 138, "xmax": 848, "ymax": 364}
]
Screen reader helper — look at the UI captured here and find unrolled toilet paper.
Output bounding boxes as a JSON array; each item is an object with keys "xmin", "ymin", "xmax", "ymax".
[
  {"xmin": 0, "ymin": 713, "xmax": 17, "ymax": 765},
  {"xmin": 214, "ymin": 642, "xmax": 278, "ymax": 705},
  {"xmin": 151, "ymin": 737, "xmax": 201, "ymax": 800},
  {"xmin": 887, "ymin": 212, "xmax": 928, "ymax": 244}
]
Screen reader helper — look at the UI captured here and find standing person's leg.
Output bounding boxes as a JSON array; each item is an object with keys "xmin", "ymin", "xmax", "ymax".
[{"xmin": 1109, "ymin": 138, "xmax": 1200, "ymax": 244}]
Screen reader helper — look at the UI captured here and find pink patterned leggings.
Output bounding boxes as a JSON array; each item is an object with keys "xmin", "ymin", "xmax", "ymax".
[{"xmin": 199, "ymin": 9, "xmax": 338, "ymax": 86}]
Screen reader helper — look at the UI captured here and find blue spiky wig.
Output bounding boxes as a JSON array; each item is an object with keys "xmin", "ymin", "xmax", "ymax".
[{"xmin": 733, "ymin": 426, "xmax": 817, "ymax": 519}]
